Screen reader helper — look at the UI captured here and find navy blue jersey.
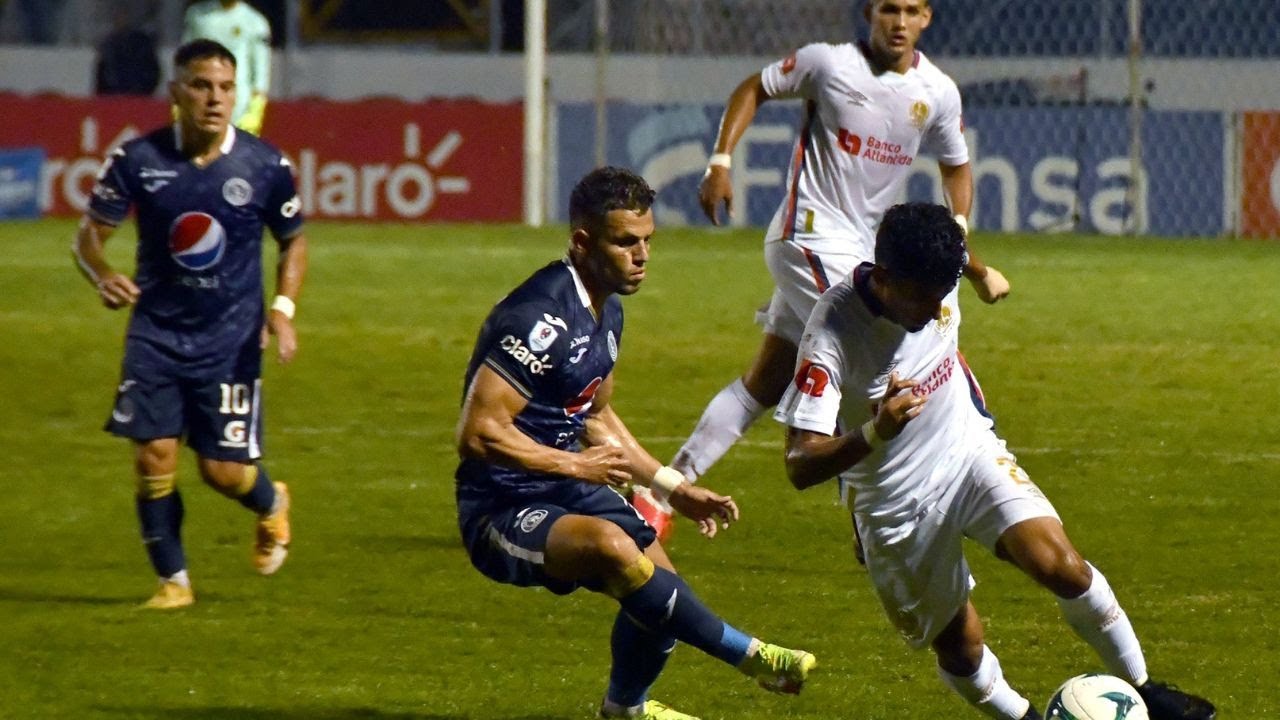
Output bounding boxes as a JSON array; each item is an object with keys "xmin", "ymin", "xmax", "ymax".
[
  {"xmin": 88, "ymin": 126, "xmax": 303, "ymax": 361},
  {"xmin": 456, "ymin": 258, "xmax": 624, "ymax": 507}
]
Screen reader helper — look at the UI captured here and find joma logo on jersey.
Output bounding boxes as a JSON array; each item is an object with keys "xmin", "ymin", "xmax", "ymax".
[{"xmin": 500, "ymin": 335, "xmax": 553, "ymax": 375}]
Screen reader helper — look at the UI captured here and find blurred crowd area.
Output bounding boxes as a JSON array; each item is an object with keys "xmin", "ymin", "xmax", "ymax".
[
  {"xmin": 3, "ymin": 0, "xmax": 1278, "ymax": 56},
  {"xmin": 2, "ymin": 0, "xmax": 191, "ymax": 47}
]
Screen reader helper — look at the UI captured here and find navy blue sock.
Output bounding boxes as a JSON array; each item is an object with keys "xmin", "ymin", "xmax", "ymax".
[
  {"xmin": 137, "ymin": 490, "xmax": 186, "ymax": 578},
  {"xmin": 236, "ymin": 464, "xmax": 276, "ymax": 514},
  {"xmin": 617, "ymin": 566, "xmax": 753, "ymax": 667},
  {"xmin": 605, "ymin": 611, "xmax": 676, "ymax": 707}
]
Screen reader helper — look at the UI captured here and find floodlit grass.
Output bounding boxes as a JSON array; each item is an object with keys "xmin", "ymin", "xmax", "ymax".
[{"xmin": 1, "ymin": 218, "xmax": 1275, "ymax": 718}]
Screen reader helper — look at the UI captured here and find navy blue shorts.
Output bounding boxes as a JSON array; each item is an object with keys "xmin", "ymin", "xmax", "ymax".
[
  {"xmin": 458, "ymin": 482, "xmax": 657, "ymax": 595},
  {"xmin": 104, "ymin": 334, "xmax": 264, "ymax": 461}
]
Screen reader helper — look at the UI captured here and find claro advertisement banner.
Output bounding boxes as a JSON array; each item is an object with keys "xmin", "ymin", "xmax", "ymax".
[
  {"xmin": 557, "ymin": 102, "xmax": 1227, "ymax": 237},
  {"xmin": 1242, "ymin": 112, "xmax": 1280, "ymax": 238},
  {"xmin": 0, "ymin": 92, "xmax": 522, "ymax": 222}
]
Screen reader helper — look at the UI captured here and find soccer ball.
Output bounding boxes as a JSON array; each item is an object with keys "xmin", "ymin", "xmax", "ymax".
[{"xmin": 1045, "ymin": 673, "xmax": 1148, "ymax": 720}]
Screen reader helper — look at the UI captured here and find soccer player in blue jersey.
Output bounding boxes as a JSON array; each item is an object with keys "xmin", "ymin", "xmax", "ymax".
[
  {"xmin": 73, "ymin": 39, "xmax": 307, "ymax": 610},
  {"xmin": 456, "ymin": 166, "xmax": 816, "ymax": 720}
]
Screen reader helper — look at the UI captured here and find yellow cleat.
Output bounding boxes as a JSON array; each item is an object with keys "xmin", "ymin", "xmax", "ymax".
[
  {"xmin": 599, "ymin": 699, "xmax": 700, "ymax": 720},
  {"xmin": 739, "ymin": 642, "xmax": 817, "ymax": 694},
  {"xmin": 141, "ymin": 580, "xmax": 194, "ymax": 610},
  {"xmin": 253, "ymin": 482, "xmax": 291, "ymax": 575}
]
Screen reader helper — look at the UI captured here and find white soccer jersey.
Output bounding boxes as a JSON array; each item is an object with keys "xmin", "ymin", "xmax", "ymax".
[
  {"xmin": 183, "ymin": 0, "xmax": 272, "ymax": 125},
  {"xmin": 760, "ymin": 43, "xmax": 968, "ymax": 255},
  {"xmin": 773, "ymin": 267, "xmax": 993, "ymax": 526}
]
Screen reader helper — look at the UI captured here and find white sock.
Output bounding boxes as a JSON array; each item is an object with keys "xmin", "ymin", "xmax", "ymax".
[
  {"xmin": 1057, "ymin": 563, "xmax": 1149, "ymax": 685},
  {"xmin": 164, "ymin": 570, "xmax": 191, "ymax": 588},
  {"xmin": 937, "ymin": 646, "xmax": 1031, "ymax": 720},
  {"xmin": 669, "ymin": 379, "xmax": 766, "ymax": 482}
]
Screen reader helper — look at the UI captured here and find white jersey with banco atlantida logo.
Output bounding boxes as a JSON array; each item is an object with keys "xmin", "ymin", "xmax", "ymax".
[
  {"xmin": 773, "ymin": 267, "xmax": 994, "ymax": 526},
  {"xmin": 760, "ymin": 42, "xmax": 968, "ymax": 256}
]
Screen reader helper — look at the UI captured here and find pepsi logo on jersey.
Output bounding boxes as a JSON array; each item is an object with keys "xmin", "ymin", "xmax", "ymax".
[{"xmin": 168, "ymin": 212, "xmax": 227, "ymax": 271}]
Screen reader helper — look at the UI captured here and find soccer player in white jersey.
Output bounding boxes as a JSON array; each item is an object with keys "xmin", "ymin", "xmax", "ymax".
[
  {"xmin": 634, "ymin": 0, "xmax": 1011, "ymax": 537},
  {"xmin": 182, "ymin": 0, "xmax": 272, "ymax": 134},
  {"xmin": 773, "ymin": 202, "xmax": 1216, "ymax": 720}
]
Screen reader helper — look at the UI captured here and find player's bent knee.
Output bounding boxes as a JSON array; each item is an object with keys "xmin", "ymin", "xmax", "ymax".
[
  {"xmin": 136, "ymin": 472, "xmax": 176, "ymax": 500},
  {"xmin": 198, "ymin": 459, "xmax": 257, "ymax": 497},
  {"xmin": 1016, "ymin": 541, "xmax": 1090, "ymax": 595},
  {"xmin": 133, "ymin": 439, "xmax": 179, "ymax": 478},
  {"xmin": 602, "ymin": 553, "xmax": 655, "ymax": 599},
  {"xmin": 932, "ymin": 606, "xmax": 985, "ymax": 675}
]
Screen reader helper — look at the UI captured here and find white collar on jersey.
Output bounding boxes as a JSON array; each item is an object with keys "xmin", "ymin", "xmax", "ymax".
[
  {"xmin": 171, "ymin": 123, "xmax": 237, "ymax": 156},
  {"xmin": 562, "ymin": 256, "xmax": 593, "ymax": 310}
]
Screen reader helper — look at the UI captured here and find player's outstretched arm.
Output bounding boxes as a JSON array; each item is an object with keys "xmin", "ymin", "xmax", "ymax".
[
  {"xmin": 783, "ymin": 373, "xmax": 923, "ymax": 488},
  {"xmin": 72, "ymin": 216, "xmax": 139, "ymax": 310},
  {"xmin": 458, "ymin": 365, "xmax": 629, "ymax": 486},
  {"xmin": 699, "ymin": 74, "xmax": 771, "ymax": 225}
]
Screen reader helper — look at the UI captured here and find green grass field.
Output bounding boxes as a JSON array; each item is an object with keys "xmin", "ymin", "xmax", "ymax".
[{"xmin": 2, "ymin": 218, "xmax": 1276, "ymax": 719}]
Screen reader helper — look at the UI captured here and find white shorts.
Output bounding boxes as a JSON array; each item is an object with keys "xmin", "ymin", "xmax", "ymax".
[
  {"xmin": 854, "ymin": 434, "xmax": 1060, "ymax": 649},
  {"xmin": 761, "ymin": 238, "xmax": 865, "ymax": 344}
]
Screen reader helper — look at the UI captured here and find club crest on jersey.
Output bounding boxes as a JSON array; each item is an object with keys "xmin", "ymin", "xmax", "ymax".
[
  {"xmin": 222, "ymin": 177, "xmax": 253, "ymax": 206},
  {"xmin": 528, "ymin": 320, "xmax": 559, "ymax": 352},
  {"xmin": 909, "ymin": 100, "xmax": 930, "ymax": 129},
  {"xmin": 518, "ymin": 508, "xmax": 550, "ymax": 533},
  {"xmin": 168, "ymin": 212, "xmax": 226, "ymax": 271},
  {"xmin": 607, "ymin": 331, "xmax": 618, "ymax": 361},
  {"xmin": 933, "ymin": 304, "xmax": 955, "ymax": 335}
]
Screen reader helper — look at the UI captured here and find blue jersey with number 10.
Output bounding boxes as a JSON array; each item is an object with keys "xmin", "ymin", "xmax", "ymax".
[
  {"xmin": 88, "ymin": 126, "xmax": 303, "ymax": 363},
  {"xmin": 456, "ymin": 258, "xmax": 624, "ymax": 508}
]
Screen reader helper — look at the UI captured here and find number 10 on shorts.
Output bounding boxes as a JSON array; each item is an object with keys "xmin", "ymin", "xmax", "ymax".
[{"xmin": 219, "ymin": 383, "xmax": 253, "ymax": 415}]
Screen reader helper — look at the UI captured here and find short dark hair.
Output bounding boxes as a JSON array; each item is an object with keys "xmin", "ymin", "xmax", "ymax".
[
  {"xmin": 569, "ymin": 166, "xmax": 656, "ymax": 231},
  {"xmin": 874, "ymin": 202, "xmax": 967, "ymax": 288},
  {"xmin": 174, "ymin": 39, "xmax": 237, "ymax": 70}
]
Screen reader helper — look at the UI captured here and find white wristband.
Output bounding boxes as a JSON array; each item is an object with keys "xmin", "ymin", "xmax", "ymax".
[
  {"xmin": 707, "ymin": 152, "xmax": 732, "ymax": 170},
  {"xmin": 270, "ymin": 294, "xmax": 296, "ymax": 320},
  {"xmin": 860, "ymin": 419, "xmax": 882, "ymax": 450},
  {"xmin": 953, "ymin": 213, "xmax": 969, "ymax": 237},
  {"xmin": 650, "ymin": 465, "xmax": 686, "ymax": 502}
]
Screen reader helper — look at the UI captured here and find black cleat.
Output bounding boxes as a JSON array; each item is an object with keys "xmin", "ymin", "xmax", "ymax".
[
  {"xmin": 1137, "ymin": 679, "xmax": 1216, "ymax": 720},
  {"xmin": 1020, "ymin": 705, "xmax": 1044, "ymax": 720}
]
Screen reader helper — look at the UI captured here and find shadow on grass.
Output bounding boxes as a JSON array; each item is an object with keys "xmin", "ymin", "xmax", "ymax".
[
  {"xmin": 350, "ymin": 534, "xmax": 463, "ymax": 552},
  {"xmin": 94, "ymin": 709, "xmax": 567, "ymax": 720},
  {"xmin": 0, "ymin": 586, "xmax": 135, "ymax": 605}
]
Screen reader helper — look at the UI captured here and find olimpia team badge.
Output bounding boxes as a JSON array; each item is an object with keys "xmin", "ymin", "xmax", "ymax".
[{"xmin": 222, "ymin": 177, "xmax": 253, "ymax": 206}]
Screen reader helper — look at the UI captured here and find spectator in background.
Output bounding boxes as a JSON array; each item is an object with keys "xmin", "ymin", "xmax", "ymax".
[
  {"xmin": 95, "ymin": 6, "xmax": 160, "ymax": 95},
  {"xmin": 182, "ymin": 0, "xmax": 272, "ymax": 135},
  {"xmin": 11, "ymin": 0, "xmax": 66, "ymax": 44}
]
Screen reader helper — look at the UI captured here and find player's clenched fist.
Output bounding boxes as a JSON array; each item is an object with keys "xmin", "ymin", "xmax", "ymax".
[
  {"xmin": 872, "ymin": 372, "xmax": 925, "ymax": 441},
  {"xmin": 96, "ymin": 272, "xmax": 140, "ymax": 309},
  {"xmin": 698, "ymin": 165, "xmax": 733, "ymax": 226}
]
